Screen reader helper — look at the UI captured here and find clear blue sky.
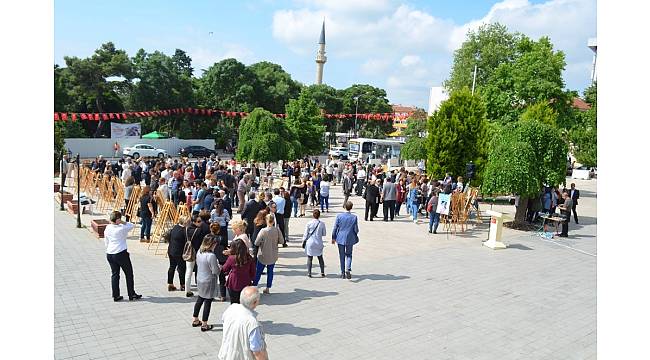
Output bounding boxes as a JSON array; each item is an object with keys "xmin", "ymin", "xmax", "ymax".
[{"xmin": 55, "ymin": 0, "xmax": 596, "ymax": 110}]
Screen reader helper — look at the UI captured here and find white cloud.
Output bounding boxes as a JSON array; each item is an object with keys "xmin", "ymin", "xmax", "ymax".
[
  {"xmin": 361, "ymin": 59, "xmax": 392, "ymax": 75},
  {"xmin": 272, "ymin": 0, "xmax": 596, "ymax": 108},
  {"xmin": 189, "ymin": 44, "xmax": 255, "ymax": 75},
  {"xmin": 400, "ymin": 55, "xmax": 422, "ymax": 67}
]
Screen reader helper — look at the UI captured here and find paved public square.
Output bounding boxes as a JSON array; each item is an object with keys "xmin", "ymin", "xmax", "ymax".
[{"xmin": 54, "ymin": 178, "xmax": 596, "ymax": 360}]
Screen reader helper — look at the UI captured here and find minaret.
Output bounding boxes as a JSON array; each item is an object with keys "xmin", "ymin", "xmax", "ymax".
[{"xmin": 315, "ymin": 20, "xmax": 327, "ymax": 84}]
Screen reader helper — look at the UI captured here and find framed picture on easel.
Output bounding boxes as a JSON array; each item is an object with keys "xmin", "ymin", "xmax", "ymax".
[{"xmin": 437, "ymin": 193, "xmax": 451, "ymax": 215}]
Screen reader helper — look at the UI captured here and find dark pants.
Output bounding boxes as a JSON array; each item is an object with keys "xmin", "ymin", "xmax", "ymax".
[
  {"xmin": 395, "ymin": 201, "xmax": 403, "ymax": 216},
  {"xmin": 276, "ymin": 213, "xmax": 286, "ymax": 244},
  {"xmin": 228, "ymin": 289, "xmax": 241, "ymax": 304},
  {"xmin": 167, "ymin": 255, "xmax": 186, "ymax": 285},
  {"xmin": 61, "ymin": 172, "xmax": 67, "ymax": 188},
  {"xmin": 383, "ymin": 200, "xmax": 396, "ymax": 221},
  {"xmin": 219, "ymin": 270, "xmax": 227, "ymax": 298},
  {"xmin": 140, "ymin": 217, "xmax": 152, "ymax": 240},
  {"xmin": 106, "ymin": 250, "xmax": 136, "ymax": 298},
  {"xmin": 572, "ymin": 204, "xmax": 579, "ymax": 223},
  {"xmin": 307, "ymin": 255, "xmax": 325, "ymax": 275},
  {"xmin": 356, "ymin": 179, "xmax": 365, "ymax": 195},
  {"xmin": 343, "ymin": 192, "xmax": 351, "ymax": 207},
  {"xmin": 365, "ymin": 202, "xmax": 377, "ymax": 221},
  {"xmin": 193, "ymin": 296, "xmax": 213, "ymax": 322},
  {"xmin": 561, "ymin": 220, "xmax": 569, "ymax": 236}
]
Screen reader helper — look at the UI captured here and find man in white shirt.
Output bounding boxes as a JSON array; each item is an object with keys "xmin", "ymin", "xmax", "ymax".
[
  {"xmin": 218, "ymin": 286, "xmax": 268, "ymax": 360},
  {"xmin": 104, "ymin": 211, "xmax": 142, "ymax": 302},
  {"xmin": 355, "ymin": 167, "xmax": 366, "ymax": 196}
]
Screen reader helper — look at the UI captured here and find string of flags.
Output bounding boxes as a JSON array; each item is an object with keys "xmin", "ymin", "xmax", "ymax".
[{"xmin": 53, "ymin": 107, "xmax": 400, "ymax": 122}]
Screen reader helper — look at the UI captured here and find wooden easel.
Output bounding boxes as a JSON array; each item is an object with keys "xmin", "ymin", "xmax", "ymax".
[
  {"xmin": 149, "ymin": 200, "xmax": 174, "ymax": 256},
  {"xmin": 112, "ymin": 178, "xmax": 125, "ymax": 212}
]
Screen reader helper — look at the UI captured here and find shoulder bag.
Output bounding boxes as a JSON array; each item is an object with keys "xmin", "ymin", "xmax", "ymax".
[
  {"xmin": 302, "ymin": 221, "xmax": 321, "ymax": 249},
  {"xmin": 182, "ymin": 227, "xmax": 199, "ymax": 262}
]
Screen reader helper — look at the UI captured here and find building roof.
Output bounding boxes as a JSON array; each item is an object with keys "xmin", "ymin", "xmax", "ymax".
[
  {"xmin": 391, "ymin": 105, "xmax": 417, "ymax": 113},
  {"xmin": 319, "ymin": 21, "xmax": 325, "ymax": 44},
  {"xmin": 572, "ymin": 97, "xmax": 592, "ymax": 111}
]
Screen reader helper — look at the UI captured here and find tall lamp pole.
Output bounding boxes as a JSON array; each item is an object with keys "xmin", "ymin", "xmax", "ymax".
[
  {"xmin": 471, "ymin": 51, "xmax": 480, "ymax": 95},
  {"xmin": 59, "ymin": 149, "xmax": 65, "ymax": 211},
  {"xmin": 76, "ymin": 153, "xmax": 82, "ymax": 228}
]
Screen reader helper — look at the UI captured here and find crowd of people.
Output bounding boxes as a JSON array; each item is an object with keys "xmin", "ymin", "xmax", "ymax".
[{"xmin": 68, "ymin": 151, "xmax": 578, "ymax": 359}]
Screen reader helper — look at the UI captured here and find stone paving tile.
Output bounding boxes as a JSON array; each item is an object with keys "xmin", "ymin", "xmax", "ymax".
[{"xmin": 54, "ymin": 177, "xmax": 596, "ymax": 359}]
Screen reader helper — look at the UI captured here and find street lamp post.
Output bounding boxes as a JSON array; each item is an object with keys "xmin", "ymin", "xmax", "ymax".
[
  {"xmin": 76, "ymin": 153, "xmax": 82, "ymax": 228},
  {"xmin": 59, "ymin": 149, "xmax": 65, "ymax": 211},
  {"xmin": 471, "ymin": 51, "xmax": 480, "ymax": 95}
]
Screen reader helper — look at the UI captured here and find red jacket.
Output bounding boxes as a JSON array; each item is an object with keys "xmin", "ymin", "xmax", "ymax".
[{"xmin": 221, "ymin": 255, "xmax": 256, "ymax": 291}]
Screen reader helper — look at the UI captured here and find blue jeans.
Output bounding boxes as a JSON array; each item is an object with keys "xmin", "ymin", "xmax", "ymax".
[
  {"xmin": 410, "ymin": 204, "xmax": 419, "ymax": 221},
  {"xmin": 429, "ymin": 212, "xmax": 440, "ymax": 232},
  {"xmin": 140, "ymin": 217, "xmax": 152, "ymax": 239},
  {"xmin": 291, "ymin": 196, "xmax": 298, "ymax": 217},
  {"xmin": 253, "ymin": 261, "xmax": 275, "ymax": 288},
  {"xmin": 320, "ymin": 195, "xmax": 329, "ymax": 210},
  {"xmin": 337, "ymin": 244, "xmax": 353, "ymax": 274}
]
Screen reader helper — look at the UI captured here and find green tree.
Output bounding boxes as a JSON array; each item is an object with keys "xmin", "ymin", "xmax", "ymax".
[
  {"xmin": 446, "ymin": 24, "xmax": 570, "ymax": 128},
  {"xmin": 249, "ymin": 61, "xmax": 302, "ymax": 114},
  {"xmin": 584, "ymin": 82, "xmax": 597, "ymax": 105},
  {"xmin": 64, "ymin": 42, "xmax": 134, "ymax": 137},
  {"xmin": 302, "ymin": 84, "xmax": 344, "ymax": 143},
  {"xmin": 482, "ymin": 120, "xmax": 568, "ymax": 222},
  {"xmin": 400, "ymin": 109, "xmax": 428, "ymax": 161},
  {"xmin": 426, "ymin": 88, "xmax": 489, "ymax": 182},
  {"xmin": 236, "ymin": 108, "xmax": 292, "ymax": 162},
  {"xmin": 197, "ymin": 58, "xmax": 260, "ymax": 112},
  {"xmin": 285, "ymin": 91, "xmax": 326, "ymax": 159},
  {"xmin": 129, "ymin": 49, "xmax": 195, "ymax": 136},
  {"xmin": 520, "ymin": 102, "xmax": 558, "ymax": 127},
  {"xmin": 445, "ymin": 23, "xmax": 521, "ymax": 94},
  {"xmin": 340, "ymin": 84, "xmax": 393, "ymax": 137}
]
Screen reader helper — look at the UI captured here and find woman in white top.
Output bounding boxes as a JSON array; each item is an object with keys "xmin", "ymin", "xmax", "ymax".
[
  {"xmin": 230, "ymin": 219, "xmax": 252, "ymax": 254},
  {"xmin": 319, "ymin": 174, "xmax": 331, "ymax": 212},
  {"xmin": 303, "ymin": 209, "xmax": 327, "ymax": 277}
]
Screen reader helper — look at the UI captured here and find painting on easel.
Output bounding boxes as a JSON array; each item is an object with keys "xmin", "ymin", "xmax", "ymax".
[{"xmin": 437, "ymin": 193, "xmax": 451, "ymax": 215}]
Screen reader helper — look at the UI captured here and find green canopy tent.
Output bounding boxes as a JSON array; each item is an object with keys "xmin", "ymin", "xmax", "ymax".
[{"xmin": 141, "ymin": 131, "xmax": 167, "ymax": 139}]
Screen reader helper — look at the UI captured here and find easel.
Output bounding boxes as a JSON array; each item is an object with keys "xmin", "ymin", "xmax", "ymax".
[
  {"xmin": 112, "ymin": 178, "xmax": 125, "ymax": 212},
  {"xmin": 126, "ymin": 185, "xmax": 142, "ymax": 236},
  {"xmin": 149, "ymin": 200, "xmax": 174, "ymax": 256}
]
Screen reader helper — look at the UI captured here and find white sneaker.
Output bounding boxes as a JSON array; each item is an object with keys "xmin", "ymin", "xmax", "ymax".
[{"xmin": 413, "ymin": 219, "xmax": 418, "ymax": 224}]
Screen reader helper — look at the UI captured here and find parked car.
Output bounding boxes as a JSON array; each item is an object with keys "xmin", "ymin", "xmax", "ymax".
[
  {"xmin": 179, "ymin": 145, "xmax": 216, "ymax": 158},
  {"xmin": 329, "ymin": 146, "xmax": 348, "ymax": 159},
  {"xmin": 122, "ymin": 144, "xmax": 167, "ymax": 159}
]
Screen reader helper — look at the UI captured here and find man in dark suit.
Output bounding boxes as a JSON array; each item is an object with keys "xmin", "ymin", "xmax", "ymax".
[
  {"xmin": 241, "ymin": 191, "xmax": 261, "ymax": 238},
  {"xmin": 363, "ymin": 179, "xmax": 380, "ymax": 221},
  {"xmin": 342, "ymin": 173, "xmax": 354, "ymax": 206},
  {"xmin": 568, "ymin": 183, "xmax": 580, "ymax": 224}
]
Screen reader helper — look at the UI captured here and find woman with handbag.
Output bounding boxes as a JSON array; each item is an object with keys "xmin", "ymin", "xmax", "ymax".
[
  {"xmin": 184, "ymin": 215, "xmax": 203, "ymax": 297},
  {"xmin": 303, "ymin": 209, "xmax": 327, "ymax": 278},
  {"xmin": 221, "ymin": 239, "xmax": 256, "ymax": 304},
  {"xmin": 253, "ymin": 214, "xmax": 283, "ymax": 294},
  {"xmin": 191, "ymin": 234, "xmax": 221, "ymax": 332},
  {"xmin": 167, "ymin": 215, "xmax": 190, "ymax": 291},
  {"xmin": 208, "ymin": 223, "xmax": 229, "ymax": 302}
]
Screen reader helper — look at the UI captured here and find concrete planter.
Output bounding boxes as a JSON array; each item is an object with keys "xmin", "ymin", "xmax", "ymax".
[
  {"xmin": 91, "ymin": 219, "xmax": 110, "ymax": 238},
  {"xmin": 66, "ymin": 200, "xmax": 79, "ymax": 214},
  {"xmin": 58, "ymin": 191, "xmax": 73, "ymax": 204}
]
